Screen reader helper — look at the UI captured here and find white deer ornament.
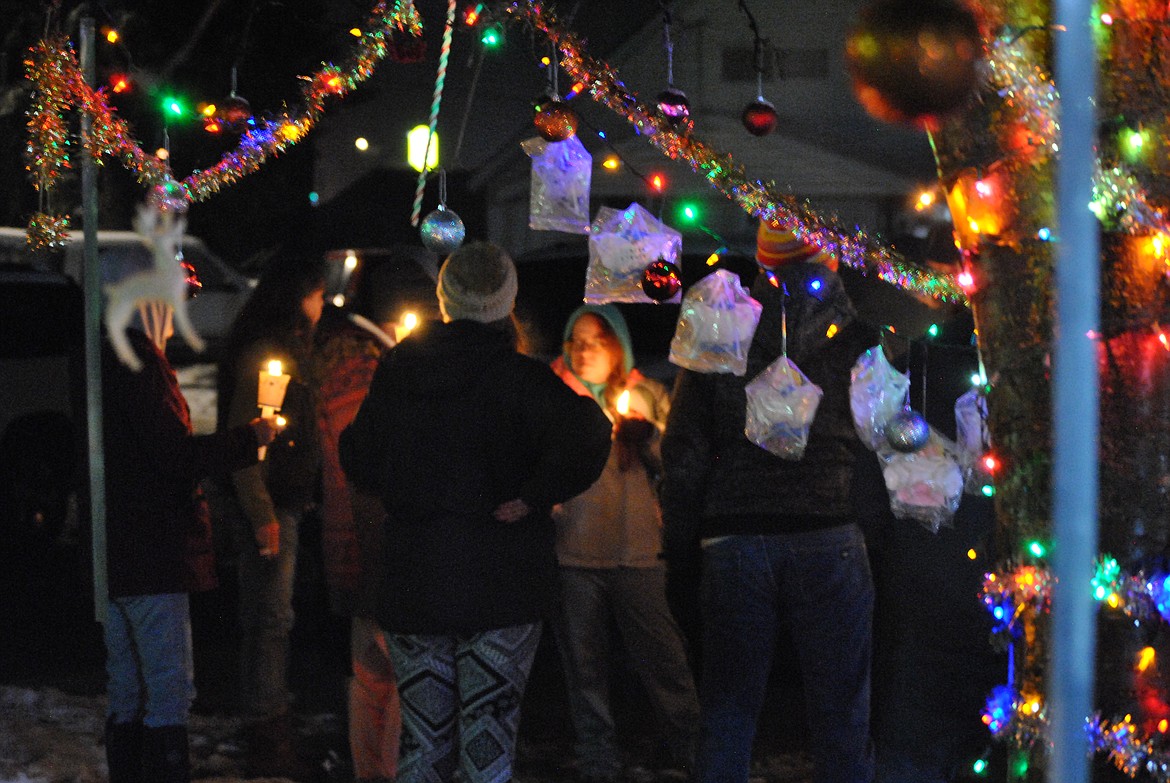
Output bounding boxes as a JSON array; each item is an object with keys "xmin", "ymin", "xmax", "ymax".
[{"xmin": 103, "ymin": 204, "xmax": 205, "ymax": 371}]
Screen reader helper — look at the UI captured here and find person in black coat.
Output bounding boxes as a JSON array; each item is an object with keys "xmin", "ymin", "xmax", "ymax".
[
  {"xmin": 102, "ymin": 302, "xmax": 277, "ymax": 783},
  {"xmin": 340, "ymin": 241, "xmax": 612, "ymax": 783},
  {"xmin": 661, "ymin": 223, "xmax": 880, "ymax": 783}
]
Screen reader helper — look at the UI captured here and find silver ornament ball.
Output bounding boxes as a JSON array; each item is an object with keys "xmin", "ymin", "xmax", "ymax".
[
  {"xmin": 420, "ymin": 207, "xmax": 466, "ymax": 256},
  {"xmin": 886, "ymin": 409, "xmax": 930, "ymax": 452},
  {"xmin": 148, "ymin": 177, "xmax": 189, "ymax": 214}
]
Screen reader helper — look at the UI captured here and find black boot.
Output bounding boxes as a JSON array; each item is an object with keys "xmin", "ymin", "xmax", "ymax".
[
  {"xmin": 104, "ymin": 716, "xmax": 144, "ymax": 783},
  {"xmin": 141, "ymin": 724, "xmax": 191, "ymax": 783}
]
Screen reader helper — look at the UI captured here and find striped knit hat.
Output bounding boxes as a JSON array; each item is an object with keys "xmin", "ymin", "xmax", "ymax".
[{"xmin": 755, "ymin": 221, "xmax": 838, "ymax": 272}]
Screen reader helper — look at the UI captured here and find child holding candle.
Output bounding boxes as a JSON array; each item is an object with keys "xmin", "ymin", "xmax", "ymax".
[
  {"xmin": 216, "ymin": 254, "xmax": 326, "ymax": 780},
  {"xmin": 549, "ymin": 304, "xmax": 699, "ymax": 783}
]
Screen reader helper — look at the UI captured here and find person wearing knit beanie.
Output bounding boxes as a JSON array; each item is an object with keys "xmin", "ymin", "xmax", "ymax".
[
  {"xmin": 436, "ymin": 241, "xmax": 519, "ymax": 324},
  {"xmin": 755, "ymin": 220, "xmax": 839, "ymax": 272}
]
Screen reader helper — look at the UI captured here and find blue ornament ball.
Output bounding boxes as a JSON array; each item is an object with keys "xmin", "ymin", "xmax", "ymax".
[
  {"xmin": 886, "ymin": 409, "xmax": 930, "ymax": 452},
  {"xmin": 420, "ymin": 207, "xmax": 465, "ymax": 256}
]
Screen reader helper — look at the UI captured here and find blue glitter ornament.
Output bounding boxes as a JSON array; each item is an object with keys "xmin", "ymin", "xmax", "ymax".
[
  {"xmin": 886, "ymin": 409, "xmax": 930, "ymax": 452},
  {"xmin": 420, "ymin": 206, "xmax": 465, "ymax": 256}
]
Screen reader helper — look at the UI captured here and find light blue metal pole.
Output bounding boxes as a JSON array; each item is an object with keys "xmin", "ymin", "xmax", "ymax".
[
  {"xmin": 1049, "ymin": 0, "xmax": 1099, "ymax": 781},
  {"xmin": 80, "ymin": 18, "xmax": 108, "ymax": 624}
]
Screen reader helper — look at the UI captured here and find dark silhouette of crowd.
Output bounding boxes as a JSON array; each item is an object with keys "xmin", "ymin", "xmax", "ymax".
[{"xmin": 2, "ymin": 232, "xmax": 1001, "ymax": 783}]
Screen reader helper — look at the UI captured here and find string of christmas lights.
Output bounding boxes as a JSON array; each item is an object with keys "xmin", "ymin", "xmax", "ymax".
[
  {"xmin": 982, "ymin": 558, "xmax": 1170, "ymax": 780},
  {"xmin": 23, "ymin": 0, "xmax": 422, "ymax": 250},
  {"xmin": 506, "ymin": 0, "xmax": 970, "ymax": 306}
]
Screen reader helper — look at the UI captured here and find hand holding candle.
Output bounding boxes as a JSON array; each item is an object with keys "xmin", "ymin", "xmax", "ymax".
[{"xmin": 257, "ymin": 359, "xmax": 291, "ymax": 459}]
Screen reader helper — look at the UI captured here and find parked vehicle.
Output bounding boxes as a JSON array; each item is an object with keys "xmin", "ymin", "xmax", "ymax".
[{"xmin": 0, "ymin": 263, "xmax": 84, "ymax": 548}]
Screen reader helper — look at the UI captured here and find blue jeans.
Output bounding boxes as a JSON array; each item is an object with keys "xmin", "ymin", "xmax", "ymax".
[
  {"xmin": 105, "ymin": 593, "xmax": 195, "ymax": 727},
  {"xmin": 698, "ymin": 527, "xmax": 874, "ymax": 783},
  {"xmin": 235, "ymin": 509, "xmax": 299, "ymax": 721}
]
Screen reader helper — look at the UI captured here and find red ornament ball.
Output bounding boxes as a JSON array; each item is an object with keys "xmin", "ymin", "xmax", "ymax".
[
  {"xmin": 534, "ymin": 100, "xmax": 579, "ymax": 142},
  {"xmin": 641, "ymin": 260, "xmax": 682, "ymax": 302},
  {"xmin": 845, "ymin": 0, "xmax": 982, "ymax": 128},
  {"xmin": 218, "ymin": 94, "xmax": 252, "ymax": 128},
  {"xmin": 741, "ymin": 98, "xmax": 778, "ymax": 136}
]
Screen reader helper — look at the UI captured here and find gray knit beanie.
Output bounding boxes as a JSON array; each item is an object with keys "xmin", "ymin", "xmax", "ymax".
[{"xmin": 436, "ymin": 242, "xmax": 519, "ymax": 323}]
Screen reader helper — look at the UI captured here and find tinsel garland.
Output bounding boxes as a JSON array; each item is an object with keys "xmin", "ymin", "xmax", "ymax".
[
  {"xmin": 987, "ymin": 28, "xmax": 1168, "ymax": 237},
  {"xmin": 982, "ymin": 559, "xmax": 1170, "ymax": 781},
  {"xmin": 23, "ymin": 0, "xmax": 422, "ymax": 249},
  {"xmin": 505, "ymin": 0, "xmax": 970, "ymax": 306}
]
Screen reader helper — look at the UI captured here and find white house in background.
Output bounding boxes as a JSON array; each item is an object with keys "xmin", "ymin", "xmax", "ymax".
[
  {"xmin": 474, "ymin": 0, "xmax": 938, "ymax": 257},
  {"xmin": 310, "ymin": 0, "xmax": 939, "ymax": 259}
]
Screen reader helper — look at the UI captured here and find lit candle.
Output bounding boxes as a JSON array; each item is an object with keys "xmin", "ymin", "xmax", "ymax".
[
  {"xmin": 616, "ymin": 389, "xmax": 630, "ymax": 417},
  {"xmin": 257, "ymin": 359, "xmax": 291, "ymax": 459},
  {"xmin": 394, "ymin": 311, "xmax": 419, "ymax": 343}
]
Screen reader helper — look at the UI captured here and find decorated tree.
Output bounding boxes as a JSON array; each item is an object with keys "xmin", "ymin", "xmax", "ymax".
[{"xmin": 909, "ymin": 0, "xmax": 1170, "ymax": 779}]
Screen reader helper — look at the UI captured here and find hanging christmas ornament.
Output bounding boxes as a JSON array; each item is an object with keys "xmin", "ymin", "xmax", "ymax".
[
  {"xmin": 656, "ymin": 87, "xmax": 690, "ymax": 124},
  {"xmin": 420, "ymin": 206, "xmax": 465, "ymax": 256},
  {"xmin": 742, "ymin": 98, "xmax": 778, "ymax": 136},
  {"xmin": 641, "ymin": 259, "xmax": 682, "ymax": 302},
  {"xmin": 844, "ymin": 0, "xmax": 982, "ymax": 128},
  {"xmin": 419, "ymin": 170, "xmax": 465, "ymax": 256},
  {"xmin": 656, "ymin": 5, "xmax": 691, "ymax": 126},
  {"xmin": 533, "ymin": 93, "xmax": 578, "ymax": 142},
  {"xmin": 148, "ymin": 175, "xmax": 189, "ymax": 214},
  {"xmin": 216, "ymin": 66, "xmax": 252, "ymax": 131},
  {"xmin": 388, "ymin": 31, "xmax": 427, "ymax": 63},
  {"xmin": 738, "ymin": 5, "xmax": 777, "ymax": 136},
  {"xmin": 218, "ymin": 94, "xmax": 252, "ymax": 128},
  {"xmin": 886, "ymin": 408, "xmax": 931, "ymax": 452}
]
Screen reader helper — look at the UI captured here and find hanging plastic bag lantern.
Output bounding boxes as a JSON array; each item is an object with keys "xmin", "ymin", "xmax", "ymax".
[
  {"xmin": 954, "ymin": 386, "xmax": 992, "ymax": 494},
  {"xmin": 849, "ymin": 345, "xmax": 911, "ymax": 451},
  {"xmin": 878, "ymin": 429, "xmax": 965, "ymax": 533},
  {"xmin": 522, "ymin": 134, "xmax": 592, "ymax": 234},
  {"xmin": 669, "ymin": 269, "xmax": 762, "ymax": 375},
  {"xmin": 586, "ymin": 203, "xmax": 682, "ymax": 304},
  {"xmin": 745, "ymin": 355, "xmax": 823, "ymax": 459}
]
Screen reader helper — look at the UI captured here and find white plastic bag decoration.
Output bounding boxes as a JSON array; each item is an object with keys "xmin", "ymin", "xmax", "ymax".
[
  {"xmin": 522, "ymin": 135, "xmax": 592, "ymax": 234},
  {"xmin": 954, "ymin": 387, "xmax": 992, "ymax": 494},
  {"xmin": 669, "ymin": 269, "xmax": 762, "ymax": 375},
  {"xmin": 849, "ymin": 345, "xmax": 911, "ymax": 451},
  {"xmin": 878, "ymin": 429, "xmax": 965, "ymax": 532},
  {"xmin": 745, "ymin": 356, "xmax": 823, "ymax": 459},
  {"xmin": 586, "ymin": 203, "xmax": 683, "ymax": 304}
]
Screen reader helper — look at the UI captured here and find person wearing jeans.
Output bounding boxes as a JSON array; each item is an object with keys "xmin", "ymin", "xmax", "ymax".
[
  {"xmin": 660, "ymin": 222, "xmax": 879, "ymax": 783},
  {"xmin": 102, "ymin": 307, "xmax": 276, "ymax": 783}
]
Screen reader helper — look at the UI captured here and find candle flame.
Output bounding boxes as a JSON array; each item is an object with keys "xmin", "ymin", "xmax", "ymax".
[
  {"xmin": 402, "ymin": 312, "xmax": 418, "ymax": 332},
  {"xmin": 616, "ymin": 390, "xmax": 630, "ymax": 416},
  {"xmin": 275, "ymin": 416, "xmax": 287, "ymax": 427},
  {"xmin": 267, "ymin": 360, "xmax": 283, "ymax": 376}
]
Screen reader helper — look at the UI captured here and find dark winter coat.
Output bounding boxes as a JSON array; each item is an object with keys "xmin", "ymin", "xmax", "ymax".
[
  {"xmin": 102, "ymin": 328, "xmax": 259, "ymax": 597},
  {"xmin": 660, "ymin": 263, "xmax": 880, "ymax": 556},
  {"xmin": 338, "ymin": 319, "xmax": 612, "ymax": 634}
]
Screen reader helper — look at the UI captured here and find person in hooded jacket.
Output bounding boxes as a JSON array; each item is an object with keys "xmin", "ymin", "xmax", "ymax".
[
  {"xmin": 338, "ymin": 241, "xmax": 612, "ymax": 783},
  {"xmin": 550, "ymin": 304, "xmax": 698, "ymax": 782},
  {"xmin": 102, "ymin": 297, "xmax": 279, "ymax": 783},
  {"xmin": 660, "ymin": 223, "xmax": 880, "ymax": 783}
]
